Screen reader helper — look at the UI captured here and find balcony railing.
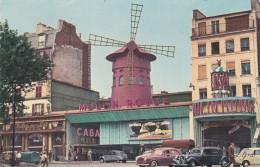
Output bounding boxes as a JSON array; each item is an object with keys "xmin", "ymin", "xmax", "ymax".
[{"xmin": 192, "ymin": 19, "xmax": 255, "ymax": 38}]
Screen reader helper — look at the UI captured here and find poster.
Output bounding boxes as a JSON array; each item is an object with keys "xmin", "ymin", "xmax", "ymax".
[{"xmin": 128, "ymin": 119, "xmax": 172, "ymax": 140}]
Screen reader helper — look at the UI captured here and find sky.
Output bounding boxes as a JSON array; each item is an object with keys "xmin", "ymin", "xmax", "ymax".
[{"xmin": 0, "ymin": 0, "xmax": 251, "ymax": 99}]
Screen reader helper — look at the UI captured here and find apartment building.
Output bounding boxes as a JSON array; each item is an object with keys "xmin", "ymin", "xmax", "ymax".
[{"xmin": 191, "ymin": 0, "xmax": 260, "ymax": 148}]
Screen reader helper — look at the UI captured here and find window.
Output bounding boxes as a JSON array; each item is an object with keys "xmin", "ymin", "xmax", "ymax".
[
  {"xmin": 211, "ymin": 42, "xmax": 219, "ymax": 54},
  {"xmin": 128, "ymin": 75, "xmax": 135, "ymax": 84},
  {"xmin": 113, "ymin": 77, "xmax": 116, "ymax": 86},
  {"xmin": 147, "ymin": 77, "xmax": 150, "ymax": 86},
  {"xmin": 226, "ymin": 40, "xmax": 234, "ymax": 53},
  {"xmin": 198, "ymin": 65, "xmax": 207, "ymax": 79},
  {"xmin": 199, "ymin": 89, "xmax": 207, "ymax": 99},
  {"xmin": 254, "ymin": 150, "xmax": 260, "ymax": 155},
  {"xmin": 36, "ymin": 86, "xmax": 42, "ymax": 98},
  {"xmin": 241, "ymin": 61, "xmax": 250, "ymax": 74},
  {"xmin": 139, "ymin": 75, "xmax": 144, "ymax": 85},
  {"xmin": 198, "ymin": 45, "xmax": 206, "ymax": 56},
  {"xmin": 38, "ymin": 35, "xmax": 46, "ymax": 47},
  {"xmin": 211, "ymin": 20, "xmax": 219, "ymax": 34},
  {"xmin": 198, "ymin": 22, "xmax": 206, "ymax": 36},
  {"xmin": 170, "ymin": 150, "xmax": 180, "ymax": 155},
  {"xmin": 241, "ymin": 38, "xmax": 249, "ymax": 51},
  {"xmin": 226, "ymin": 62, "xmax": 235, "ymax": 76},
  {"xmin": 243, "ymin": 85, "xmax": 251, "ymax": 97},
  {"xmin": 212, "ymin": 64, "xmax": 218, "ymax": 70},
  {"xmin": 32, "ymin": 104, "xmax": 44, "ymax": 116},
  {"xmin": 119, "ymin": 75, "xmax": 124, "ymax": 85},
  {"xmin": 230, "ymin": 86, "xmax": 236, "ymax": 97}
]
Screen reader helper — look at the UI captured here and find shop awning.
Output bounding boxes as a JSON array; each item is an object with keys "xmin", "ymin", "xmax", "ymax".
[
  {"xmin": 66, "ymin": 106, "xmax": 190, "ymax": 123},
  {"xmin": 253, "ymin": 126, "xmax": 260, "ymax": 144}
]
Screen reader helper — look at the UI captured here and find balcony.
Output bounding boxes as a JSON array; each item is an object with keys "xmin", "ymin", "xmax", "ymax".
[{"xmin": 192, "ymin": 19, "xmax": 255, "ymax": 38}]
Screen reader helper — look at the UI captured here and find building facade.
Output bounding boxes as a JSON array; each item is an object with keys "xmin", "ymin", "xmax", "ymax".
[
  {"xmin": 191, "ymin": 0, "xmax": 260, "ymax": 148},
  {"xmin": 0, "ymin": 20, "xmax": 99, "ymax": 159},
  {"xmin": 64, "ymin": 91, "xmax": 192, "ymax": 161}
]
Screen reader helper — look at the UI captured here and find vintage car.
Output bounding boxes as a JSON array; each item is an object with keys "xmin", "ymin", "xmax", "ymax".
[
  {"xmin": 99, "ymin": 150, "xmax": 127, "ymax": 163},
  {"xmin": 172, "ymin": 147, "xmax": 228, "ymax": 167},
  {"xmin": 136, "ymin": 150, "xmax": 154, "ymax": 161},
  {"xmin": 21, "ymin": 152, "xmax": 41, "ymax": 165},
  {"xmin": 136, "ymin": 147, "xmax": 182, "ymax": 167},
  {"xmin": 235, "ymin": 147, "xmax": 260, "ymax": 167}
]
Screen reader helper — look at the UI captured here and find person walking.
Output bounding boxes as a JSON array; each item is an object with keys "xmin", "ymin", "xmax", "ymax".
[
  {"xmin": 48, "ymin": 150, "xmax": 52, "ymax": 163},
  {"xmin": 222, "ymin": 146, "xmax": 227, "ymax": 155},
  {"xmin": 88, "ymin": 149, "xmax": 92, "ymax": 163},
  {"xmin": 68, "ymin": 150, "xmax": 72, "ymax": 162},
  {"xmin": 16, "ymin": 151, "xmax": 21, "ymax": 166},
  {"xmin": 41, "ymin": 151, "xmax": 48, "ymax": 167},
  {"xmin": 4, "ymin": 152, "xmax": 9, "ymax": 164},
  {"xmin": 227, "ymin": 142, "xmax": 236, "ymax": 167},
  {"xmin": 74, "ymin": 150, "xmax": 77, "ymax": 161}
]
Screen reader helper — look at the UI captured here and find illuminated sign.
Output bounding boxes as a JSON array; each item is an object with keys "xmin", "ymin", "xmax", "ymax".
[
  {"xmin": 193, "ymin": 98, "xmax": 255, "ymax": 116},
  {"xmin": 79, "ymin": 97, "xmax": 170, "ymax": 112}
]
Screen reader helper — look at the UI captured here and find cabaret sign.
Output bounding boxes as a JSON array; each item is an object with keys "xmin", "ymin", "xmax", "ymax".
[
  {"xmin": 193, "ymin": 98, "xmax": 255, "ymax": 116},
  {"xmin": 79, "ymin": 97, "xmax": 170, "ymax": 111}
]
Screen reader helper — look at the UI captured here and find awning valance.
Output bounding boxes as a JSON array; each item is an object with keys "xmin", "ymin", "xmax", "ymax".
[{"xmin": 66, "ymin": 106, "xmax": 190, "ymax": 123}]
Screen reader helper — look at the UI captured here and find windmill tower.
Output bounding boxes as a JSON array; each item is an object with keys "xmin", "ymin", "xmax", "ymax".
[{"xmin": 89, "ymin": 3, "xmax": 175, "ymax": 107}]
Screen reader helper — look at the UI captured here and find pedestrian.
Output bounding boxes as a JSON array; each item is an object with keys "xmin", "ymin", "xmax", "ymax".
[
  {"xmin": 68, "ymin": 150, "xmax": 72, "ymax": 161},
  {"xmin": 227, "ymin": 142, "xmax": 236, "ymax": 167},
  {"xmin": 222, "ymin": 146, "xmax": 227, "ymax": 155},
  {"xmin": 74, "ymin": 150, "xmax": 77, "ymax": 161},
  {"xmin": 41, "ymin": 151, "xmax": 48, "ymax": 167},
  {"xmin": 88, "ymin": 149, "xmax": 92, "ymax": 163},
  {"xmin": 48, "ymin": 150, "xmax": 52, "ymax": 163},
  {"xmin": 16, "ymin": 151, "xmax": 21, "ymax": 166},
  {"xmin": 4, "ymin": 152, "xmax": 9, "ymax": 164}
]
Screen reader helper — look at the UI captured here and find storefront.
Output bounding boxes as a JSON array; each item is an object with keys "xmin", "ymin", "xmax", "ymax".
[
  {"xmin": 193, "ymin": 64, "xmax": 257, "ymax": 149},
  {"xmin": 66, "ymin": 102, "xmax": 191, "ymax": 160},
  {"xmin": 193, "ymin": 97, "xmax": 256, "ymax": 149},
  {"xmin": 0, "ymin": 115, "xmax": 66, "ymax": 160}
]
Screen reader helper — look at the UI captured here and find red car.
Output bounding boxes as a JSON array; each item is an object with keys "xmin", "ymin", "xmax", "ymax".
[{"xmin": 136, "ymin": 147, "xmax": 182, "ymax": 167}]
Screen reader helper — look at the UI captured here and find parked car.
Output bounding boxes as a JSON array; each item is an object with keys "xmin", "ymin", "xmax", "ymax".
[
  {"xmin": 21, "ymin": 152, "xmax": 41, "ymax": 165},
  {"xmin": 136, "ymin": 150, "xmax": 153, "ymax": 161},
  {"xmin": 99, "ymin": 150, "xmax": 127, "ymax": 163},
  {"xmin": 235, "ymin": 147, "xmax": 260, "ymax": 167},
  {"xmin": 136, "ymin": 147, "xmax": 182, "ymax": 167},
  {"xmin": 172, "ymin": 147, "xmax": 228, "ymax": 167}
]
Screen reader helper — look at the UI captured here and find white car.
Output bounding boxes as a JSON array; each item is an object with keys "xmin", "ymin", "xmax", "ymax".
[{"xmin": 235, "ymin": 148, "xmax": 260, "ymax": 167}]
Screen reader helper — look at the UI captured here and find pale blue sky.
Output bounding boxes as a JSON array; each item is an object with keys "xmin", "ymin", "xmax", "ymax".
[{"xmin": 0, "ymin": 0, "xmax": 251, "ymax": 98}]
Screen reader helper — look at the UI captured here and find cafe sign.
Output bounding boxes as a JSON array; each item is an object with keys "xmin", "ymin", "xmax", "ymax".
[{"xmin": 193, "ymin": 98, "xmax": 255, "ymax": 117}]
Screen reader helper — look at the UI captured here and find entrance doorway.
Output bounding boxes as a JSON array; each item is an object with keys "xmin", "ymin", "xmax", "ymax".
[{"xmin": 202, "ymin": 121, "xmax": 251, "ymax": 151}]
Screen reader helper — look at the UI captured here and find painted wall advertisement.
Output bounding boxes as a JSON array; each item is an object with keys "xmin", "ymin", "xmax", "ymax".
[
  {"xmin": 72, "ymin": 124, "xmax": 100, "ymax": 145},
  {"xmin": 127, "ymin": 119, "xmax": 173, "ymax": 140}
]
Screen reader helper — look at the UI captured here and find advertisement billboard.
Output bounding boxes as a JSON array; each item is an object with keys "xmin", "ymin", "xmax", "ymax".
[{"xmin": 127, "ymin": 119, "xmax": 172, "ymax": 140}]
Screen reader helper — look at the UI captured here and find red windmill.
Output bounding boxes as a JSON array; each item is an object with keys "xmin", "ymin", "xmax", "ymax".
[{"xmin": 89, "ymin": 3, "xmax": 175, "ymax": 107}]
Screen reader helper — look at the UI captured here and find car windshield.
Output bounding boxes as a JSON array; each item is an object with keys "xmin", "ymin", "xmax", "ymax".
[
  {"xmin": 153, "ymin": 150, "xmax": 163, "ymax": 155},
  {"xmin": 191, "ymin": 149, "xmax": 201, "ymax": 154},
  {"xmin": 239, "ymin": 148, "xmax": 248, "ymax": 155}
]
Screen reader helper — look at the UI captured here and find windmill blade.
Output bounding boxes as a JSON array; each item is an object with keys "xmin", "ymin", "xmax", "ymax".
[
  {"xmin": 138, "ymin": 44, "xmax": 175, "ymax": 58},
  {"xmin": 89, "ymin": 34, "xmax": 126, "ymax": 47},
  {"xmin": 130, "ymin": 3, "xmax": 143, "ymax": 41}
]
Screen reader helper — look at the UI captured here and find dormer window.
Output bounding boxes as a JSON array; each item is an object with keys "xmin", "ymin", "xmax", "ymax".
[{"xmin": 38, "ymin": 35, "xmax": 46, "ymax": 47}]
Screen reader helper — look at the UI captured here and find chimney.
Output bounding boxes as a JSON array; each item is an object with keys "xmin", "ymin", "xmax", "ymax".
[
  {"xmin": 193, "ymin": 9, "xmax": 206, "ymax": 20},
  {"xmin": 36, "ymin": 23, "xmax": 49, "ymax": 34}
]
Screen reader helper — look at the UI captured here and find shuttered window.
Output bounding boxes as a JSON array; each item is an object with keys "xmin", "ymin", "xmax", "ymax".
[
  {"xmin": 212, "ymin": 64, "xmax": 218, "ymax": 70},
  {"xmin": 36, "ymin": 86, "xmax": 42, "ymax": 98},
  {"xmin": 226, "ymin": 15, "xmax": 249, "ymax": 32},
  {"xmin": 226, "ymin": 62, "xmax": 235, "ymax": 76},
  {"xmin": 198, "ymin": 65, "xmax": 207, "ymax": 79},
  {"xmin": 198, "ymin": 22, "xmax": 206, "ymax": 36}
]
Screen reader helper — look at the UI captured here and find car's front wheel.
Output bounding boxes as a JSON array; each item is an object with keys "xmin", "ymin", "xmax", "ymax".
[
  {"xmin": 242, "ymin": 160, "xmax": 250, "ymax": 167},
  {"xmin": 220, "ymin": 159, "xmax": 228, "ymax": 167},
  {"xmin": 100, "ymin": 158, "xmax": 104, "ymax": 163},
  {"xmin": 189, "ymin": 160, "xmax": 196, "ymax": 167},
  {"xmin": 150, "ymin": 160, "xmax": 158, "ymax": 167}
]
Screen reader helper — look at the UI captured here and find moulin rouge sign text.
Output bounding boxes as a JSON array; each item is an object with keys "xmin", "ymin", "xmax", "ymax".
[
  {"xmin": 193, "ymin": 99, "xmax": 255, "ymax": 116},
  {"xmin": 79, "ymin": 97, "xmax": 170, "ymax": 111}
]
